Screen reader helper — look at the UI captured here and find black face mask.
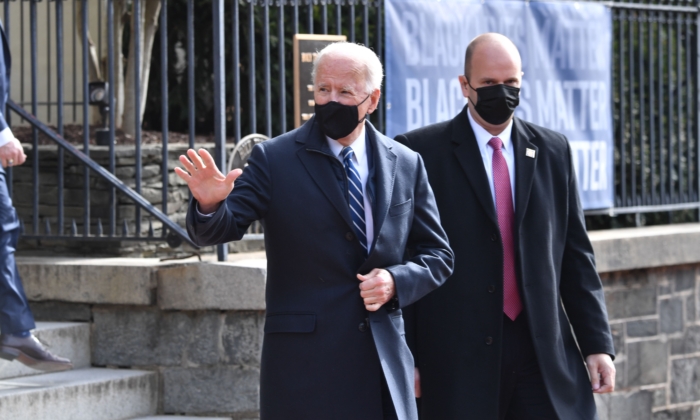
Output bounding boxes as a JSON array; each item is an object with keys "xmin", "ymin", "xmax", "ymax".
[
  {"xmin": 314, "ymin": 94, "xmax": 371, "ymax": 140},
  {"xmin": 467, "ymin": 81, "xmax": 520, "ymax": 125}
]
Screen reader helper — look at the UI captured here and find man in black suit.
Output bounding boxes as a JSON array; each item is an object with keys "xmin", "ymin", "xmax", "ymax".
[
  {"xmin": 396, "ymin": 33, "xmax": 615, "ymax": 419},
  {"xmin": 0, "ymin": 20, "xmax": 72, "ymax": 372},
  {"xmin": 175, "ymin": 42, "xmax": 453, "ymax": 420}
]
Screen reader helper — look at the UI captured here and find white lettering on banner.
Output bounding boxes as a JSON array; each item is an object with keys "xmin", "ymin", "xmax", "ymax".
[
  {"xmin": 570, "ymin": 140, "xmax": 608, "ymax": 191},
  {"xmin": 406, "ymin": 78, "xmax": 422, "ymax": 130},
  {"xmin": 532, "ymin": 19, "xmax": 608, "ymax": 71},
  {"xmin": 405, "ymin": 78, "xmax": 468, "ymax": 130},
  {"xmin": 533, "ymin": 80, "xmax": 608, "ymax": 132}
]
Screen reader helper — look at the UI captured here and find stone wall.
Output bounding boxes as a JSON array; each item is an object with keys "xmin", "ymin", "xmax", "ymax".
[
  {"xmin": 17, "ymin": 224, "xmax": 700, "ymax": 418},
  {"xmin": 21, "ymin": 257, "xmax": 266, "ymax": 419}
]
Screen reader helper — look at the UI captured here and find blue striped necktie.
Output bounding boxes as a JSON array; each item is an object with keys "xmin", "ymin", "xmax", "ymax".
[{"xmin": 342, "ymin": 147, "xmax": 368, "ymax": 254}]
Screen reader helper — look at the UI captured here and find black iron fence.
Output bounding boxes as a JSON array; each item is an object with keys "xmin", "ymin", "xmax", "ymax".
[
  {"xmin": 2, "ymin": 0, "xmax": 700, "ymax": 259},
  {"xmin": 585, "ymin": 0, "xmax": 700, "ymax": 225}
]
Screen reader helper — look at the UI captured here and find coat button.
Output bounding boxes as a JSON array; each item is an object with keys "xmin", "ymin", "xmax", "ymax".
[
  {"xmin": 488, "ymin": 285, "xmax": 495, "ymax": 293},
  {"xmin": 358, "ymin": 322, "xmax": 367, "ymax": 332},
  {"xmin": 491, "ymin": 233, "xmax": 497, "ymax": 242},
  {"xmin": 346, "ymin": 232, "xmax": 354, "ymax": 241},
  {"xmin": 485, "ymin": 336, "xmax": 493, "ymax": 345}
]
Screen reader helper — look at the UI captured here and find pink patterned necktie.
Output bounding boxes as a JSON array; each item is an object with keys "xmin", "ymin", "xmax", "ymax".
[{"xmin": 488, "ymin": 137, "xmax": 523, "ymax": 321}]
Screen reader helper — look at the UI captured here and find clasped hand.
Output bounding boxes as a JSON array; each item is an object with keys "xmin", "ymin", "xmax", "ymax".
[
  {"xmin": 358, "ymin": 268, "xmax": 395, "ymax": 311},
  {"xmin": 174, "ymin": 148, "xmax": 242, "ymax": 213}
]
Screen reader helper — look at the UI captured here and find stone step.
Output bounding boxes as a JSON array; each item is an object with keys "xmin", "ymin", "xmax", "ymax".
[
  {"xmin": 0, "ymin": 321, "xmax": 90, "ymax": 380},
  {"xmin": 0, "ymin": 367, "xmax": 157, "ymax": 420}
]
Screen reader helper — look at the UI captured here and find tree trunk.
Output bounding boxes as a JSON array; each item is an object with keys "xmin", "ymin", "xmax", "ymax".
[
  {"xmin": 76, "ymin": 2, "xmax": 104, "ymax": 126},
  {"xmin": 122, "ymin": 0, "xmax": 161, "ymax": 137},
  {"xmin": 113, "ymin": 0, "xmax": 127, "ymax": 129}
]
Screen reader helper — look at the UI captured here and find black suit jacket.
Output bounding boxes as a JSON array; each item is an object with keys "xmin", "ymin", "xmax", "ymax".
[
  {"xmin": 396, "ymin": 106, "xmax": 614, "ymax": 420},
  {"xmin": 186, "ymin": 118, "xmax": 454, "ymax": 420}
]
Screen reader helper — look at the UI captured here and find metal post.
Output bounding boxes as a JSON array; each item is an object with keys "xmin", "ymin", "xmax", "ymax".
[
  {"xmin": 294, "ymin": 0, "xmax": 299, "ymax": 34},
  {"xmin": 161, "ymin": 0, "xmax": 169, "ymax": 237},
  {"xmin": 213, "ymin": 0, "xmax": 228, "ymax": 261},
  {"xmin": 108, "ymin": 0, "xmax": 116, "ymax": 236},
  {"xmin": 31, "ymin": 0, "xmax": 39, "ymax": 234},
  {"xmin": 81, "ymin": 0, "xmax": 90, "ymax": 236},
  {"xmin": 350, "ymin": 2, "xmax": 355, "ymax": 42},
  {"xmin": 629, "ymin": 13, "xmax": 635, "ymax": 206},
  {"xmin": 56, "ymin": 0, "xmax": 65, "ymax": 235},
  {"xmin": 187, "ymin": 0, "xmax": 195, "ymax": 151},
  {"xmin": 696, "ymin": 12, "xmax": 700, "ymax": 219},
  {"xmin": 134, "ymin": 0, "xmax": 144, "ymax": 237},
  {"xmin": 335, "ymin": 1, "xmax": 341, "ymax": 35},
  {"xmin": 659, "ymin": 13, "xmax": 665, "ymax": 203},
  {"xmin": 278, "ymin": 0, "xmax": 286, "ymax": 134},
  {"xmin": 264, "ymin": 0, "xmax": 272, "ymax": 137},
  {"xmin": 639, "ymin": 14, "xmax": 646, "ymax": 205},
  {"xmin": 46, "ymin": 0, "xmax": 51, "ymax": 121},
  {"xmin": 377, "ymin": 0, "xmax": 383, "ymax": 132},
  {"xmin": 249, "ymin": 0, "xmax": 256, "ymax": 133},
  {"xmin": 650, "ymin": 12, "xmax": 656, "ymax": 205},
  {"xmin": 619, "ymin": 11, "xmax": 626, "ymax": 207},
  {"xmin": 233, "ymin": 0, "xmax": 241, "ymax": 143}
]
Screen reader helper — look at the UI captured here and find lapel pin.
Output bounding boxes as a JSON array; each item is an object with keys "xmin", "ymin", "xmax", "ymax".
[{"xmin": 526, "ymin": 148, "xmax": 536, "ymax": 158}]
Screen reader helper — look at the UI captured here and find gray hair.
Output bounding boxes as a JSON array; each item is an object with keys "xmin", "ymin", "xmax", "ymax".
[{"xmin": 311, "ymin": 42, "xmax": 384, "ymax": 94}]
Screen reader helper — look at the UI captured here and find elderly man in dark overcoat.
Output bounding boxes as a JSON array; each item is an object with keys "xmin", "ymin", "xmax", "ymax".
[{"xmin": 176, "ymin": 42, "xmax": 454, "ymax": 420}]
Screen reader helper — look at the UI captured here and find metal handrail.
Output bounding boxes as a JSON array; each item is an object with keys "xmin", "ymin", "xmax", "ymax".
[{"xmin": 7, "ymin": 99, "xmax": 198, "ymax": 249}]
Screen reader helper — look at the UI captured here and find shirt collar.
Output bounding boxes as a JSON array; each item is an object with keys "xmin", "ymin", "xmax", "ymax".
[
  {"xmin": 326, "ymin": 123, "xmax": 367, "ymax": 161},
  {"xmin": 467, "ymin": 107, "xmax": 514, "ymax": 152}
]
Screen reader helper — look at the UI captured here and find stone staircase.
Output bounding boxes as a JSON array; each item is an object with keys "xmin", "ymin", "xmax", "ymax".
[{"xmin": 0, "ymin": 322, "xmax": 232, "ymax": 420}]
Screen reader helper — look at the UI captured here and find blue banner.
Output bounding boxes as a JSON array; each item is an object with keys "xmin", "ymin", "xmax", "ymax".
[{"xmin": 385, "ymin": 0, "xmax": 613, "ymax": 210}]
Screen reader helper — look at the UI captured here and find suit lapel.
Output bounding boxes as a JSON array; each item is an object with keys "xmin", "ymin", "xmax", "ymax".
[
  {"xmin": 451, "ymin": 107, "xmax": 499, "ymax": 227},
  {"xmin": 366, "ymin": 123, "xmax": 397, "ymax": 254},
  {"xmin": 512, "ymin": 118, "xmax": 538, "ymax": 229},
  {"xmin": 296, "ymin": 118, "xmax": 355, "ymax": 232}
]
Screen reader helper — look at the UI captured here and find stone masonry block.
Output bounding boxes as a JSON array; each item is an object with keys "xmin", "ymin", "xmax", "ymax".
[
  {"xmin": 653, "ymin": 388, "xmax": 666, "ymax": 408},
  {"xmin": 627, "ymin": 339, "xmax": 668, "ymax": 387},
  {"xmin": 18, "ymin": 257, "xmax": 158, "ymax": 305},
  {"xmin": 92, "ymin": 307, "xmax": 223, "ymax": 367},
  {"xmin": 610, "ymin": 323, "xmax": 624, "ymax": 356},
  {"xmin": 595, "ymin": 390, "xmax": 653, "ymax": 420},
  {"xmin": 627, "ymin": 319, "xmax": 658, "ymax": 337},
  {"xmin": 605, "ymin": 287, "xmax": 657, "ymax": 320},
  {"xmin": 660, "ymin": 298, "xmax": 684, "ymax": 334},
  {"xmin": 671, "ymin": 326, "xmax": 700, "ymax": 356},
  {"xmin": 163, "ymin": 366, "xmax": 260, "ymax": 414},
  {"xmin": 688, "ymin": 295, "xmax": 696, "ymax": 322},
  {"xmin": 28, "ymin": 301, "xmax": 92, "ymax": 322},
  {"xmin": 615, "ymin": 359, "xmax": 626, "ymax": 390},
  {"xmin": 695, "ymin": 406, "xmax": 700, "ymax": 420},
  {"xmin": 674, "ymin": 267, "xmax": 697, "ymax": 292},
  {"xmin": 671, "ymin": 356, "xmax": 700, "ymax": 404},
  {"xmin": 590, "ymin": 224, "xmax": 700, "ymax": 273},
  {"xmin": 186, "ymin": 313, "xmax": 224, "ymax": 366},
  {"xmin": 222, "ymin": 312, "xmax": 264, "ymax": 367},
  {"xmin": 653, "ymin": 408, "xmax": 694, "ymax": 420},
  {"xmin": 158, "ymin": 261, "xmax": 267, "ymax": 310}
]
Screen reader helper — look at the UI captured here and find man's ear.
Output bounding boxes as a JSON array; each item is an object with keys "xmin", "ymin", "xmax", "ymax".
[
  {"xmin": 368, "ymin": 88, "xmax": 381, "ymax": 114},
  {"xmin": 458, "ymin": 75, "xmax": 470, "ymax": 99}
]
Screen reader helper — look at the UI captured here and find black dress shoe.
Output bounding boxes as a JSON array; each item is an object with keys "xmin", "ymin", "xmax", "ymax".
[{"xmin": 0, "ymin": 333, "xmax": 73, "ymax": 372}]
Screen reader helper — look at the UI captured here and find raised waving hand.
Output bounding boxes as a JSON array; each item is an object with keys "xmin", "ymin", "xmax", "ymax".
[{"xmin": 174, "ymin": 148, "xmax": 242, "ymax": 214}]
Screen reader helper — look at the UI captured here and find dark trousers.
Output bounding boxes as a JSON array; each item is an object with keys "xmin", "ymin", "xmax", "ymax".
[
  {"xmin": 498, "ymin": 314, "xmax": 558, "ymax": 420},
  {"xmin": 0, "ymin": 169, "xmax": 35, "ymax": 334}
]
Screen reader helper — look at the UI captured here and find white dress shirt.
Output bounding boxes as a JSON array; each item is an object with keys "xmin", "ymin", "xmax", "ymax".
[
  {"xmin": 326, "ymin": 124, "xmax": 375, "ymax": 251},
  {"xmin": 0, "ymin": 127, "xmax": 15, "ymax": 148},
  {"xmin": 467, "ymin": 108, "xmax": 516, "ymax": 210}
]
